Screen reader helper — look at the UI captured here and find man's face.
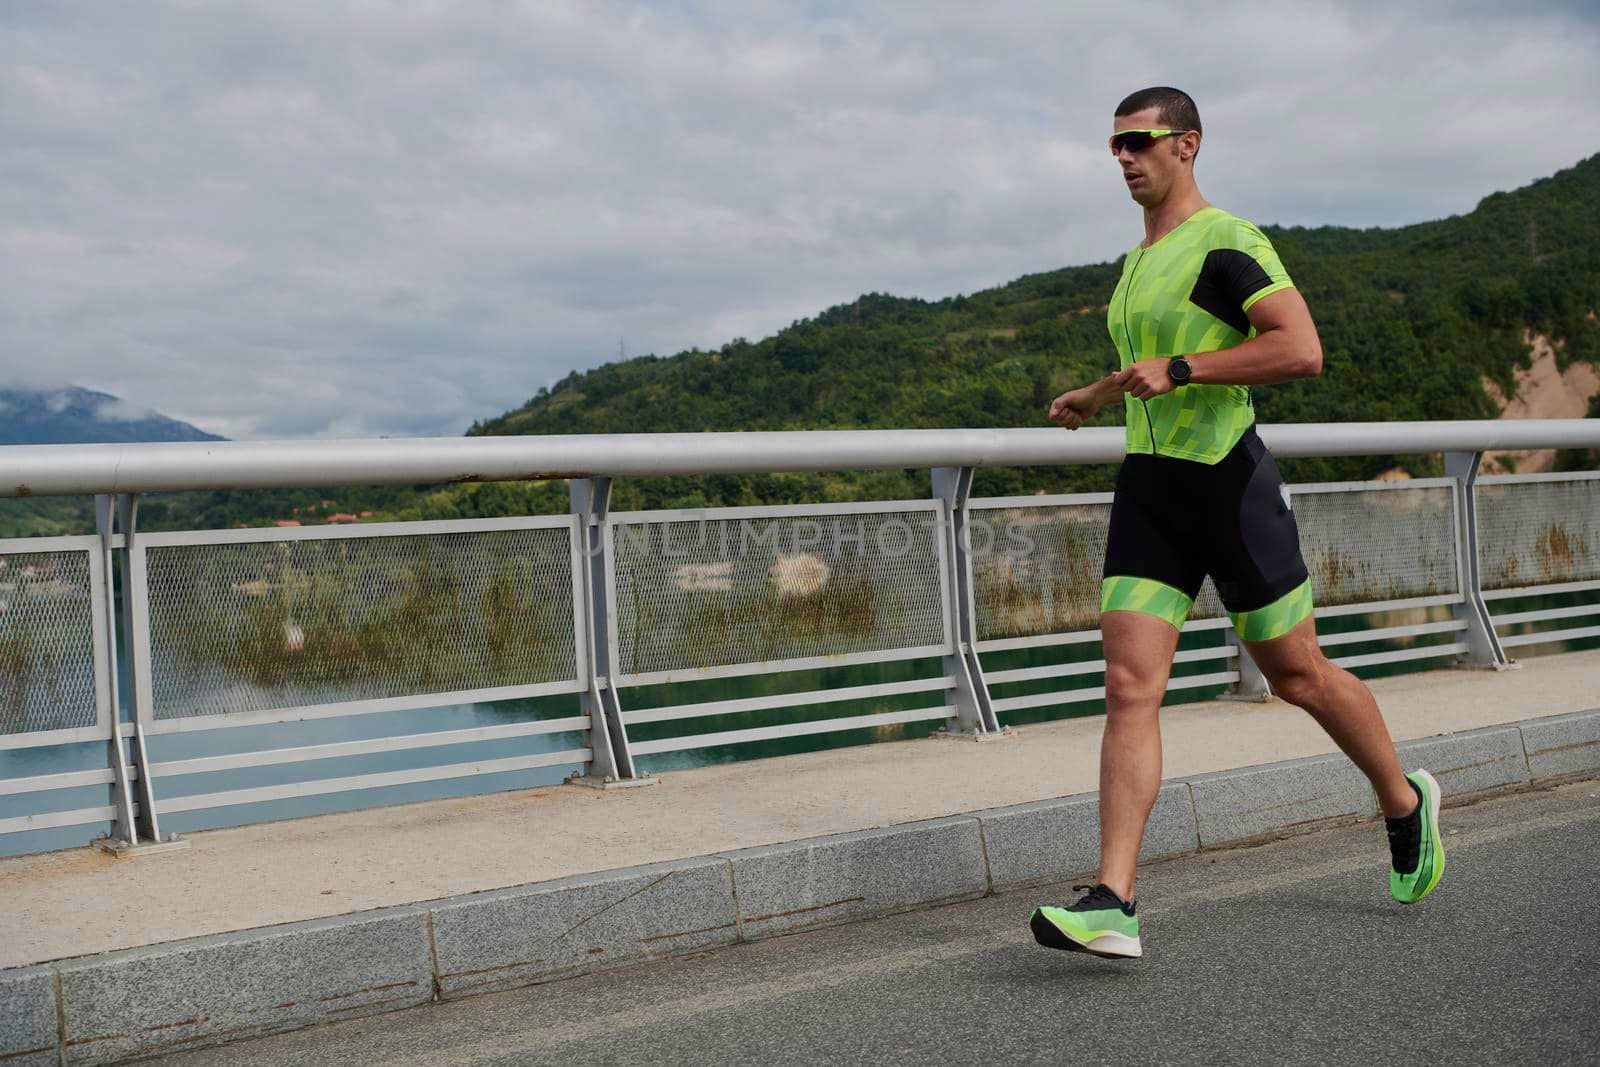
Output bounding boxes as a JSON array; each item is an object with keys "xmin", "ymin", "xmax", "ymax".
[{"xmin": 1112, "ymin": 106, "xmax": 1192, "ymax": 207}]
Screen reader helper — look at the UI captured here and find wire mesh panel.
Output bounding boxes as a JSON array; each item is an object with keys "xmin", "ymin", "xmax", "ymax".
[
  {"xmin": 1477, "ymin": 474, "xmax": 1600, "ymax": 591},
  {"xmin": 1291, "ymin": 482, "xmax": 1459, "ymax": 608},
  {"xmin": 967, "ymin": 496, "xmax": 1225, "ymax": 644},
  {"xmin": 970, "ymin": 498, "xmax": 1106, "ymax": 642},
  {"xmin": 609, "ymin": 503, "xmax": 951, "ymax": 683},
  {"xmin": 0, "ymin": 542, "xmax": 104, "ymax": 743},
  {"xmin": 140, "ymin": 520, "xmax": 582, "ymax": 724}
]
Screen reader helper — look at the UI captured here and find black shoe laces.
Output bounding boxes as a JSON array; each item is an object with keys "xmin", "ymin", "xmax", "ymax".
[{"xmin": 1069, "ymin": 883, "xmax": 1130, "ymax": 913}]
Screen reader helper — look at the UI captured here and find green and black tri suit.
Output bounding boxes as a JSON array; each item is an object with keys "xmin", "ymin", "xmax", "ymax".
[{"xmin": 1101, "ymin": 205, "xmax": 1314, "ymax": 642}]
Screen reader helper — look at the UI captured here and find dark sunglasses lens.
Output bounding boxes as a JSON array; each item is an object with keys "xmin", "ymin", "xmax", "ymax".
[{"xmin": 1111, "ymin": 132, "xmax": 1154, "ymax": 154}]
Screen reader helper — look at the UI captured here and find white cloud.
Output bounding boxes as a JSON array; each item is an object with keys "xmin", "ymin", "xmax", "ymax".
[{"xmin": 0, "ymin": 0, "xmax": 1596, "ymax": 439}]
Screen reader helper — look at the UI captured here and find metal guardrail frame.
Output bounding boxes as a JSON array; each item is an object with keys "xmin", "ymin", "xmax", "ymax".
[
  {"xmin": 1476, "ymin": 468, "xmax": 1600, "ymax": 653},
  {"xmin": 3, "ymin": 419, "xmax": 1598, "ymax": 850},
  {"xmin": 600, "ymin": 496, "xmax": 968, "ymax": 755},
  {"xmin": 0, "ymin": 499, "xmax": 598, "ymax": 848},
  {"xmin": 0, "ymin": 533, "xmax": 115, "ymax": 752},
  {"xmin": 602, "ymin": 498, "xmax": 957, "ymax": 686},
  {"xmin": 128, "ymin": 514, "xmax": 590, "ymax": 731},
  {"xmin": 0, "ymin": 504, "xmax": 138, "ymax": 843},
  {"xmin": 120, "ymin": 506, "xmax": 594, "ymax": 842}
]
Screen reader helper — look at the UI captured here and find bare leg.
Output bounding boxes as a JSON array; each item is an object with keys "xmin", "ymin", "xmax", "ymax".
[
  {"xmin": 1097, "ymin": 611, "xmax": 1181, "ymax": 901},
  {"xmin": 1243, "ymin": 616, "xmax": 1416, "ymax": 817}
]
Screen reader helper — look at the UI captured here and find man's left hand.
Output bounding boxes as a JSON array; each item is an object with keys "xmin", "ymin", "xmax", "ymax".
[{"xmin": 1114, "ymin": 358, "xmax": 1177, "ymax": 400}]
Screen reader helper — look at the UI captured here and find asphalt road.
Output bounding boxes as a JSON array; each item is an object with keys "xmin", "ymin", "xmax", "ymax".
[{"xmin": 157, "ymin": 780, "xmax": 1600, "ymax": 1067}]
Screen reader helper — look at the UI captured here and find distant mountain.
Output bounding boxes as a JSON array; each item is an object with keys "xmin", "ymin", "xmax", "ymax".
[{"xmin": 0, "ymin": 386, "xmax": 225, "ymax": 445}]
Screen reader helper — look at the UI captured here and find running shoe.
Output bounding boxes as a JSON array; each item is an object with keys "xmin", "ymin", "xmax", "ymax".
[
  {"xmin": 1031, "ymin": 883, "xmax": 1142, "ymax": 959},
  {"xmin": 1388, "ymin": 769, "xmax": 1444, "ymax": 904}
]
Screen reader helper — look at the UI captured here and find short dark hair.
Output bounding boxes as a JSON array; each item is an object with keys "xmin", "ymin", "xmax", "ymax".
[{"xmin": 1115, "ymin": 87, "xmax": 1201, "ymax": 140}]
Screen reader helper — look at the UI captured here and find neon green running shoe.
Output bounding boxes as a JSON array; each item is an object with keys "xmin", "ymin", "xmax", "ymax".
[
  {"xmin": 1031, "ymin": 884, "xmax": 1142, "ymax": 959},
  {"xmin": 1388, "ymin": 769, "xmax": 1444, "ymax": 904}
]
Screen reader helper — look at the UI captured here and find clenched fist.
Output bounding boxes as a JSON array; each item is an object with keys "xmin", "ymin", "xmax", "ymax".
[{"xmin": 1049, "ymin": 388, "xmax": 1100, "ymax": 431}]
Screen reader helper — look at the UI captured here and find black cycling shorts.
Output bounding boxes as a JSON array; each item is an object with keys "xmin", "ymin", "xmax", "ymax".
[{"xmin": 1101, "ymin": 426, "xmax": 1313, "ymax": 641}]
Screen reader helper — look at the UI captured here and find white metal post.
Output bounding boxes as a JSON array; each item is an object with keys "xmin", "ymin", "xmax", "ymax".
[
  {"xmin": 93, "ymin": 495, "xmax": 140, "ymax": 848},
  {"xmin": 1444, "ymin": 451, "xmax": 1512, "ymax": 669},
  {"xmin": 110, "ymin": 495, "xmax": 188, "ymax": 853},
  {"xmin": 568, "ymin": 479, "xmax": 647, "ymax": 784},
  {"xmin": 931, "ymin": 467, "xmax": 1001, "ymax": 737}
]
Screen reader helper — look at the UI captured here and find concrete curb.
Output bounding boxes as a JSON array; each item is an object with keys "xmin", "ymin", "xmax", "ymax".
[
  {"xmin": 721, "ymin": 816, "xmax": 989, "ymax": 941},
  {"xmin": 0, "ymin": 967, "xmax": 55, "ymax": 1067},
  {"xmin": 1189, "ymin": 751, "xmax": 1376, "ymax": 847},
  {"xmin": 1396, "ymin": 724, "xmax": 1530, "ymax": 797},
  {"xmin": 6, "ymin": 708, "xmax": 1598, "ymax": 1064},
  {"xmin": 54, "ymin": 910, "xmax": 434, "ymax": 1066},
  {"xmin": 429, "ymin": 856, "xmax": 739, "ymax": 999}
]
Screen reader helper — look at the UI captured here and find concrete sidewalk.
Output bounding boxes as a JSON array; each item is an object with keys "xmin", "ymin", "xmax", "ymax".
[{"xmin": 4, "ymin": 649, "xmax": 1596, "ymax": 971}]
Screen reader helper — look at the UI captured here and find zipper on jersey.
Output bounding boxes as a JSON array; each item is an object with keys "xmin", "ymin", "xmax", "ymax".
[{"xmin": 1121, "ymin": 247, "xmax": 1157, "ymax": 454}]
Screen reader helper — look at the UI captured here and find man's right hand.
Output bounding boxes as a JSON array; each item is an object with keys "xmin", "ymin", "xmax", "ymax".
[{"xmin": 1049, "ymin": 388, "xmax": 1100, "ymax": 430}]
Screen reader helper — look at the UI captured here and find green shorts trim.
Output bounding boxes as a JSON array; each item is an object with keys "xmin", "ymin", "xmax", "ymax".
[
  {"xmin": 1100, "ymin": 575, "xmax": 1194, "ymax": 631},
  {"xmin": 1230, "ymin": 578, "xmax": 1314, "ymax": 642}
]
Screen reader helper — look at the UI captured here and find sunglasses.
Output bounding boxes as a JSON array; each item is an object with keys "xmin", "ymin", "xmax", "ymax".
[{"xmin": 1108, "ymin": 128, "xmax": 1191, "ymax": 154}]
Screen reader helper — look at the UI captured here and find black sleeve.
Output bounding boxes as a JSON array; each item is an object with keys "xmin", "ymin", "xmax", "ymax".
[{"xmin": 1187, "ymin": 249, "xmax": 1274, "ymax": 335}]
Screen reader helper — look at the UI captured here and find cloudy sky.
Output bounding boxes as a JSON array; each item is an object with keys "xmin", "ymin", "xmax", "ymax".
[{"xmin": 3, "ymin": 1, "xmax": 1597, "ymax": 439}]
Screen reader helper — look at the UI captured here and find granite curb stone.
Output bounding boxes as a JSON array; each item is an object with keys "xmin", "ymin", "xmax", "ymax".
[
  {"xmin": 976, "ymin": 782, "xmax": 1196, "ymax": 891},
  {"xmin": 0, "ymin": 966, "xmax": 57, "ymax": 1067},
  {"xmin": 1396, "ymin": 725, "xmax": 1530, "ymax": 796},
  {"xmin": 54, "ymin": 908, "xmax": 433, "ymax": 1066},
  {"xmin": 1519, "ymin": 708, "xmax": 1600, "ymax": 782},
  {"xmin": 974, "ymin": 794, "xmax": 1095, "ymax": 892},
  {"xmin": 1187, "ymin": 752, "xmax": 1376, "ymax": 847},
  {"xmin": 1148, "ymin": 783, "xmax": 1201, "ymax": 858},
  {"xmin": 721, "ymin": 817, "xmax": 988, "ymax": 940},
  {"xmin": 429, "ymin": 856, "xmax": 738, "ymax": 999}
]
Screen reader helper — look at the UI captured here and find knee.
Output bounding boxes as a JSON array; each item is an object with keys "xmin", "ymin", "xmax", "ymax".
[
  {"xmin": 1104, "ymin": 660, "xmax": 1163, "ymax": 716},
  {"xmin": 1268, "ymin": 658, "xmax": 1328, "ymax": 710}
]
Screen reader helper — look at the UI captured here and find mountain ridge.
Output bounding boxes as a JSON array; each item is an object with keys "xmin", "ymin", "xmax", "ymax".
[{"xmin": 0, "ymin": 385, "xmax": 225, "ymax": 446}]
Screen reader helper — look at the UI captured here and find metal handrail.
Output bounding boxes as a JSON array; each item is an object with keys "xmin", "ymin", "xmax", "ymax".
[{"xmin": 2, "ymin": 419, "xmax": 1596, "ymax": 497}]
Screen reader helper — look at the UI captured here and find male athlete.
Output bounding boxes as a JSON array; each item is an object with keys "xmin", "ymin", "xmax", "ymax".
[{"xmin": 1032, "ymin": 87, "xmax": 1443, "ymax": 960}]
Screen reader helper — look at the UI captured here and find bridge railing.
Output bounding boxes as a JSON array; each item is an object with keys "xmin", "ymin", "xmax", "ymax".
[{"xmin": 0, "ymin": 420, "xmax": 1596, "ymax": 854}]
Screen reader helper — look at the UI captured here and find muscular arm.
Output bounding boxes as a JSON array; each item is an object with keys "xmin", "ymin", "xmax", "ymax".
[
  {"xmin": 1188, "ymin": 287, "xmax": 1323, "ymax": 385},
  {"xmin": 1115, "ymin": 287, "xmax": 1323, "ymax": 400}
]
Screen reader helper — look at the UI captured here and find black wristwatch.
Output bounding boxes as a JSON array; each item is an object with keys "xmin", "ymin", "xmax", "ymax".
[{"xmin": 1167, "ymin": 356, "xmax": 1192, "ymax": 385}]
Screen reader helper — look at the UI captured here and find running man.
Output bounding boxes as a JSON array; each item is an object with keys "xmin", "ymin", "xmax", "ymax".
[{"xmin": 1033, "ymin": 87, "xmax": 1443, "ymax": 960}]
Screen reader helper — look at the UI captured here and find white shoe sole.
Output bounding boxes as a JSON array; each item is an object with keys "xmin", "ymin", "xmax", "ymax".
[{"xmin": 1079, "ymin": 930, "xmax": 1143, "ymax": 959}]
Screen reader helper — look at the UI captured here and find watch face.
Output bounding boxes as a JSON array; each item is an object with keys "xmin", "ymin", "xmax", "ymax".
[{"xmin": 1169, "ymin": 358, "xmax": 1190, "ymax": 383}]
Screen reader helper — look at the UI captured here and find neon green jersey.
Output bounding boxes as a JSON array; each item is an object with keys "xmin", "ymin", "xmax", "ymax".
[{"xmin": 1107, "ymin": 205, "xmax": 1294, "ymax": 463}]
